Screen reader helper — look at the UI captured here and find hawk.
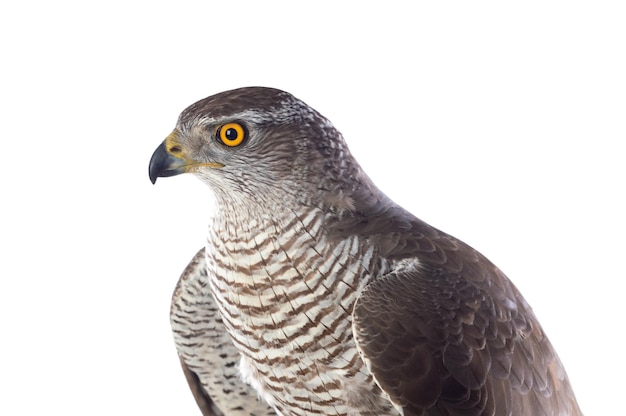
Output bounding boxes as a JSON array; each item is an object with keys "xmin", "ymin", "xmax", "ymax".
[{"xmin": 149, "ymin": 87, "xmax": 582, "ymax": 415}]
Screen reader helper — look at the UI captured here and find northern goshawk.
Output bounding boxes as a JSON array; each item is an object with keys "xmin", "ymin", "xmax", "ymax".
[{"xmin": 149, "ymin": 87, "xmax": 582, "ymax": 416}]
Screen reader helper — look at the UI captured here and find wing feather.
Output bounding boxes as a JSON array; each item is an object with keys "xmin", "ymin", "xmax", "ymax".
[
  {"xmin": 170, "ymin": 249, "xmax": 276, "ymax": 416},
  {"xmin": 347, "ymin": 200, "xmax": 582, "ymax": 415}
]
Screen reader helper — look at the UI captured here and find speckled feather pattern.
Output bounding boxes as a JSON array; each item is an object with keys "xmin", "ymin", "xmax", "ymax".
[
  {"xmin": 152, "ymin": 87, "xmax": 583, "ymax": 416},
  {"xmin": 171, "ymin": 249, "xmax": 276, "ymax": 416}
]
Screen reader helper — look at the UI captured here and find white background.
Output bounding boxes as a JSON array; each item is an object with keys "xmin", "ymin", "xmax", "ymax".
[{"xmin": 1, "ymin": 1, "xmax": 624, "ymax": 414}]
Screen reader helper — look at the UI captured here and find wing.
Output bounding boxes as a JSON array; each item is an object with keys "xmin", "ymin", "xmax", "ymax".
[
  {"xmin": 170, "ymin": 249, "xmax": 276, "ymax": 416},
  {"xmin": 352, "ymin": 226, "xmax": 582, "ymax": 416},
  {"xmin": 178, "ymin": 354, "xmax": 223, "ymax": 416}
]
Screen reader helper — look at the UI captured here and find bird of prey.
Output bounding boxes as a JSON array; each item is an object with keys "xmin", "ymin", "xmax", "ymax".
[{"xmin": 149, "ymin": 87, "xmax": 582, "ymax": 416}]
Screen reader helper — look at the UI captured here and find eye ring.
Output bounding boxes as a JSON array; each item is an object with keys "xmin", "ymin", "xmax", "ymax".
[{"xmin": 217, "ymin": 122, "xmax": 246, "ymax": 147}]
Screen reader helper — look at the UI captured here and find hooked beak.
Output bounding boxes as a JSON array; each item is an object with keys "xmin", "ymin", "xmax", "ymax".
[
  {"xmin": 149, "ymin": 131, "xmax": 224, "ymax": 184},
  {"xmin": 148, "ymin": 140, "xmax": 186, "ymax": 184}
]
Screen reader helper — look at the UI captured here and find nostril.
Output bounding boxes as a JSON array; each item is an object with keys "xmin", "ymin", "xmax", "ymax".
[{"xmin": 170, "ymin": 145, "xmax": 182, "ymax": 154}]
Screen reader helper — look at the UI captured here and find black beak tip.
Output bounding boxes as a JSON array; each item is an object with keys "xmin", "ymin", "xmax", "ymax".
[
  {"xmin": 149, "ymin": 141, "xmax": 186, "ymax": 184},
  {"xmin": 149, "ymin": 141, "xmax": 170, "ymax": 184}
]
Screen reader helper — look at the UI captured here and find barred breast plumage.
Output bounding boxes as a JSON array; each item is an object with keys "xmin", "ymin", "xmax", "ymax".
[
  {"xmin": 205, "ymin": 200, "xmax": 397, "ymax": 415},
  {"xmin": 171, "ymin": 249, "xmax": 275, "ymax": 416},
  {"xmin": 149, "ymin": 87, "xmax": 583, "ymax": 416}
]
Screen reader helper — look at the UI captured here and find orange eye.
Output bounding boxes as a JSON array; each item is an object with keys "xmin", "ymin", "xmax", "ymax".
[{"xmin": 217, "ymin": 122, "xmax": 246, "ymax": 147}]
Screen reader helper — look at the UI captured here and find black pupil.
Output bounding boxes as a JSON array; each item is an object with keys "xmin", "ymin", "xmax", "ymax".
[{"xmin": 225, "ymin": 128, "xmax": 238, "ymax": 141}]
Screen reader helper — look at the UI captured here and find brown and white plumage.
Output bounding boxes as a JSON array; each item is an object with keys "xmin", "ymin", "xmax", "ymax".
[
  {"xmin": 149, "ymin": 87, "xmax": 582, "ymax": 415},
  {"xmin": 171, "ymin": 248, "xmax": 276, "ymax": 416}
]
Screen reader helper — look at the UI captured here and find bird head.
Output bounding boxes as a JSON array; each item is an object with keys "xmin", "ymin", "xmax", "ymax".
[{"xmin": 149, "ymin": 87, "xmax": 364, "ymax": 210}]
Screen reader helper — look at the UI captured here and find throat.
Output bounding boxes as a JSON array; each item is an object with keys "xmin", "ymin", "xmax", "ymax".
[{"xmin": 205, "ymin": 203, "xmax": 371, "ymax": 342}]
